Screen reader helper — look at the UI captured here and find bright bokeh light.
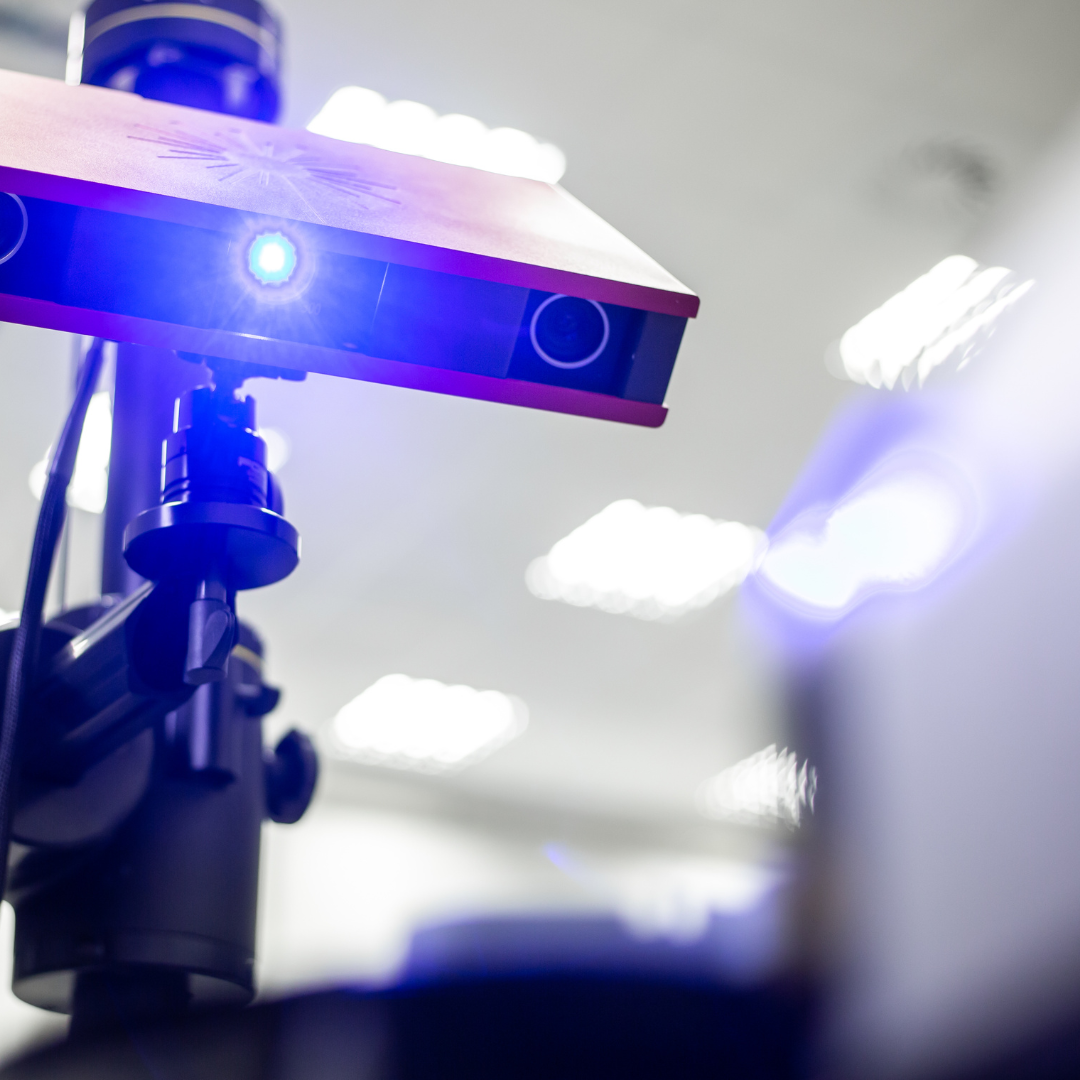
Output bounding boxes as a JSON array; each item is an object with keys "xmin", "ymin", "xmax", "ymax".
[
  {"xmin": 838, "ymin": 255, "xmax": 1033, "ymax": 390},
  {"xmin": 330, "ymin": 674, "xmax": 527, "ymax": 774},
  {"xmin": 696, "ymin": 745, "xmax": 817, "ymax": 829},
  {"xmin": 757, "ymin": 469, "xmax": 968, "ymax": 616},
  {"xmin": 526, "ymin": 499, "xmax": 766, "ymax": 621},
  {"xmin": 248, "ymin": 232, "xmax": 296, "ymax": 285},
  {"xmin": 29, "ymin": 391, "xmax": 112, "ymax": 514},
  {"xmin": 308, "ymin": 86, "xmax": 567, "ymax": 184}
]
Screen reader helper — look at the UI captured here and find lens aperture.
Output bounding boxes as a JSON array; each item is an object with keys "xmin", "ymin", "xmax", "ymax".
[
  {"xmin": 0, "ymin": 193, "xmax": 27, "ymax": 265},
  {"xmin": 530, "ymin": 295, "xmax": 610, "ymax": 369}
]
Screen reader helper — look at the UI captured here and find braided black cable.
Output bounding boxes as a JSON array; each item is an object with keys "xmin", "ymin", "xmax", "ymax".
[{"xmin": 0, "ymin": 337, "xmax": 108, "ymax": 900}]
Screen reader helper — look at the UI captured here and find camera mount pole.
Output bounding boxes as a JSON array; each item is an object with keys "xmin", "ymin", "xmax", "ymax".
[{"xmin": 2, "ymin": 1, "xmax": 314, "ymax": 1033}]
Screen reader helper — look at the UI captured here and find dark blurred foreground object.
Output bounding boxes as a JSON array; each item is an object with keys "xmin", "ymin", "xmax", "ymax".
[{"xmin": 0, "ymin": 976, "xmax": 812, "ymax": 1080}]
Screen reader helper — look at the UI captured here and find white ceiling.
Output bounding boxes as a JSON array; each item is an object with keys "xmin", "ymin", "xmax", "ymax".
[{"xmin": 3, "ymin": 1, "xmax": 1080, "ymax": 838}]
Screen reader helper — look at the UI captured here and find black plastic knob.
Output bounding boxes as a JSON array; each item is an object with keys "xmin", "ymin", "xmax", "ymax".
[{"xmin": 265, "ymin": 730, "xmax": 318, "ymax": 824}]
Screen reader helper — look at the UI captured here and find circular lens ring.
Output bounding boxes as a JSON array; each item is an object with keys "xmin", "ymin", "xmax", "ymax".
[
  {"xmin": 0, "ymin": 193, "xmax": 28, "ymax": 266},
  {"xmin": 529, "ymin": 294, "xmax": 611, "ymax": 369}
]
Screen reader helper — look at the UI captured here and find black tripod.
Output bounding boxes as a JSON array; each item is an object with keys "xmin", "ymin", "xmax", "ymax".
[
  {"xmin": 0, "ymin": 0, "xmax": 318, "ymax": 1032},
  {"xmin": 2, "ymin": 343, "xmax": 316, "ymax": 1030}
]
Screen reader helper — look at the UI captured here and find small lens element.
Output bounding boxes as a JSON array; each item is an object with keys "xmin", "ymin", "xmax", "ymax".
[
  {"xmin": 530, "ymin": 295, "xmax": 610, "ymax": 369},
  {"xmin": 0, "ymin": 193, "xmax": 28, "ymax": 265},
  {"xmin": 248, "ymin": 232, "xmax": 297, "ymax": 285}
]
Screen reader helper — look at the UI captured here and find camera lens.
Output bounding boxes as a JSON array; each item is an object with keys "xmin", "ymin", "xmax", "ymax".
[
  {"xmin": 530, "ymin": 295, "xmax": 611, "ymax": 369},
  {"xmin": 0, "ymin": 193, "xmax": 27, "ymax": 265}
]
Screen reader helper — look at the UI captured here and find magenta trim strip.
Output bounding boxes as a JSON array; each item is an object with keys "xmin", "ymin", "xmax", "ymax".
[
  {"xmin": 0, "ymin": 166, "xmax": 699, "ymax": 320},
  {"xmin": 0, "ymin": 294, "xmax": 668, "ymax": 428}
]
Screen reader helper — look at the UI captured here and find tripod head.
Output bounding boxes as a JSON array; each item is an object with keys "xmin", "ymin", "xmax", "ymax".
[{"xmin": 124, "ymin": 362, "xmax": 300, "ymax": 684}]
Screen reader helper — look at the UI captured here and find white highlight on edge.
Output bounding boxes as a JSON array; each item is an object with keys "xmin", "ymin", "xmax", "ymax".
[
  {"xmin": 697, "ymin": 745, "xmax": 817, "ymax": 829},
  {"xmin": 757, "ymin": 468, "xmax": 967, "ymax": 614},
  {"xmin": 258, "ymin": 427, "xmax": 290, "ymax": 473},
  {"xmin": 526, "ymin": 499, "xmax": 766, "ymax": 621},
  {"xmin": 28, "ymin": 391, "xmax": 113, "ymax": 515},
  {"xmin": 308, "ymin": 86, "xmax": 567, "ymax": 184},
  {"xmin": 330, "ymin": 674, "xmax": 528, "ymax": 774},
  {"xmin": 838, "ymin": 254, "xmax": 1033, "ymax": 390},
  {"xmin": 66, "ymin": 13, "xmax": 85, "ymax": 85}
]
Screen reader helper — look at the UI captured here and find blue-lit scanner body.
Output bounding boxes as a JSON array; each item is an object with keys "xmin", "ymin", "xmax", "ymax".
[{"xmin": 0, "ymin": 67, "xmax": 697, "ymax": 426}]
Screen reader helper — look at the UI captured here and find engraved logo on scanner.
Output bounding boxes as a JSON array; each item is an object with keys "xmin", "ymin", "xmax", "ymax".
[{"xmin": 128, "ymin": 123, "xmax": 400, "ymax": 205}]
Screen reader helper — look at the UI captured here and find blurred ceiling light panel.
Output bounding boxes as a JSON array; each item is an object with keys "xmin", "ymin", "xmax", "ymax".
[
  {"xmin": 526, "ymin": 499, "xmax": 766, "ymax": 621},
  {"xmin": 28, "ymin": 390, "xmax": 112, "ymax": 514},
  {"xmin": 837, "ymin": 254, "xmax": 1033, "ymax": 390},
  {"xmin": 330, "ymin": 674, "xmax": 527, "ymax": 774},
  {"xmin": 697, "ymin": 745, "xmax": 817, "ymax": 829},
  {"xmin": 308, "ymin": 86, "xmax": 567, "ymax": 183},
  {"xmin": 756, "ymin": 467, "xmax": 969, "ymax": 617}
]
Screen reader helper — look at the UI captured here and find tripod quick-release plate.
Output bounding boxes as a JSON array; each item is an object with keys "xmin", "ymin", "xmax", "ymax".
[{"xmin": 124, "ymin": 501, "xmax": 300, "ymax": 590}]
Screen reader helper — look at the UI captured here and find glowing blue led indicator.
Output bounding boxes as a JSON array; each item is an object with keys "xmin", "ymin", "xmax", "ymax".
[{"xmin": 248, "ymin": 232, "xmax": 297, "ymax": 285}]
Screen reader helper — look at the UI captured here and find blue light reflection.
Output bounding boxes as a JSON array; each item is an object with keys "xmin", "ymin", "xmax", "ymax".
[
  {"xmin": 756, "ymin": 461, "xmax": 973, "ymax": 619},
  {"xmin": 741, "ymin": 394, "xmax": 988, "ymax": 650}
]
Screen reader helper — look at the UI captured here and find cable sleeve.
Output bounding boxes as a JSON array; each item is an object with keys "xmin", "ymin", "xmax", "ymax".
[{"xmin": 0, "ymin": 338, "xmax": 108, "ymax": 900}]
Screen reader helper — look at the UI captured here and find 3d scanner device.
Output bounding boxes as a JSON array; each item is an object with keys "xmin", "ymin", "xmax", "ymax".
[{"xmin": 0, "ymin": 68, "xmax": 698, "ymax": 427}]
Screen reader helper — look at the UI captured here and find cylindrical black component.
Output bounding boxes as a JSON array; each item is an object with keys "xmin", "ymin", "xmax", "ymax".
[
  {"xmin": 69, "ymin": 968, "xmax": 192, "ymax": 1038},
  {"xmin": 10, "ymin": 624, "xmax": 270, "ymax": 1013},
  {"xmin": 123, "ymin": 499, "xmax": 301, "ymax": 590},
  {"xmin": 80, "ymin": 0, "xmax": 282, "ymax": 122},
  {"xmin": 163, "ymin": 385, "xmax": 271, "ymax": 509},
  {"xmin": 102, "ymin": 345, "xmax": 208, "ymax": 597}
]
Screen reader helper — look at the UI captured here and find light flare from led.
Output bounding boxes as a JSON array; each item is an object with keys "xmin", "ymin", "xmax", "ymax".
[
  {"xmin": 308, "ymin": 86, "xmax": 567, "ymax": 184},
  {"xmin": 329, "ymin": 674, "xmax": 527, "ymax": 774},
  {"xmin": 757, "ymin": 468, "xmax": 969, "ymax": 616},
  {"xmin": 526, "ymin": 499, "xmax": 766, "ymax": 621},
  {"xmin": 837, "ymin": 255, "xmax": 1033, "ymax": 390},
  {"xmin": 248, "ymin": 232, "xmax": 297, "ymax": 285}
]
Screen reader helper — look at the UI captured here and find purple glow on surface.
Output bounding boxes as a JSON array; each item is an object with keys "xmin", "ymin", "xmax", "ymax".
[
  {"xmin": 755, "ymin": 455, "xmax": 977, "ymax": 620},
  {"xmin": 742, "ymin": 392, "xmax": 988, "ymax": 646}
]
